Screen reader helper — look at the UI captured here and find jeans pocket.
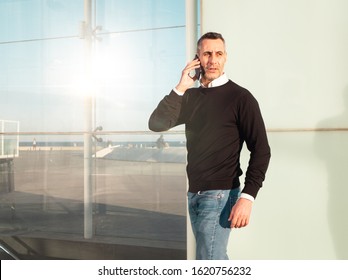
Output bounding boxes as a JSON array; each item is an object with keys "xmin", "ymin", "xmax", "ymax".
[
  {"xmin": 219, "ymin": 188, "xmax": 240, "ymax": 228},
  {"xmin": 197, "ymin": 190, "xmax": 225, "ymax": 199},
  {"xmin": 195, "ymin": 190, "xmax": 227, "ymax": 216}
]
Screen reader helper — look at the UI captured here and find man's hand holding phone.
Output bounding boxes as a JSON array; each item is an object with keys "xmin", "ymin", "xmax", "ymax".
[{"xmin": 175, "ymin": 56, "xmax": 201, "ymax": 94}]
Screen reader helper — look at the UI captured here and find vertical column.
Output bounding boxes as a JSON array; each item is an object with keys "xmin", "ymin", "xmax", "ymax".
[
  {"xmin": 186, "ymin": 0, "xmax": 198, "ymax": 60},
  {"xmin": 185, "ymin": 0, "xmax": 198, "ymax": 260},
  {"xmin": 83, "ymin": 0, "xmax": 93, "ymax": 239}
]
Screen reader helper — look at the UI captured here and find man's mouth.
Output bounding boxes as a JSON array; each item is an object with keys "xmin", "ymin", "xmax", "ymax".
[{"xmin": 206, "ymin": 68, "xmax": 218, "ymax": 73}]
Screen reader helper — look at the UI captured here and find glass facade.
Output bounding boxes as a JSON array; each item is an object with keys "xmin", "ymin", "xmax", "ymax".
[{"xmin": 0, "ymin": 0, "xmax": 195, "ymax": 259}]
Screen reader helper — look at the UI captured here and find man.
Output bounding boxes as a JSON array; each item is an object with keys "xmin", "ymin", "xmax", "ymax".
[{"xmin": 148, "ymin": 32, "xmax": 270, "ymax": 259}]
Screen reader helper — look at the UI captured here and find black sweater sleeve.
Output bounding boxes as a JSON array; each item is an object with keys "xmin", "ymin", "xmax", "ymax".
[
  {"xmin": 148, "ymin": 90, "xmax": 184, "ymax": 132},
  {"xmin": 238, "ymin": 91, "xmax": 271, "ymax": 198}
]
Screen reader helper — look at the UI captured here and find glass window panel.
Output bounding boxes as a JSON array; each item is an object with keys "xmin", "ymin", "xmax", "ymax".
[
  {"xmin": 0, "ymin": 0, "xmax": 191, "ymax": 259},
  {"xmin": 96, "ymin": 0, "xmax": 185, "ymax": 32},
  {"xmin": 94, "ymin": 27, "xmax": 186, "ymax": 131},
  {"xmin": 0, "ymin": 0, "xmax": 83, "ymax": 42},
  {"xmin": 0, "ymin": 39, "xmax": 85, "ymax": 133}
]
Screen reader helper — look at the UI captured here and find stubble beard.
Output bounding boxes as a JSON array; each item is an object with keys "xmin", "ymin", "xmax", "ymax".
[{"xmin": 202, "ymin": 72, "xmax": 220, "ymax": 85}]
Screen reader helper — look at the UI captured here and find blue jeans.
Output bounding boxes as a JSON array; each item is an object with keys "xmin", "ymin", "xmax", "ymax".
[{"xmin": 187, "ymin": 188, "xmax": 240, "ymax": 260}]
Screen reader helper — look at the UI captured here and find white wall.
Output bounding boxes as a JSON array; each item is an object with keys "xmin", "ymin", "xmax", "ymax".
[{"xmin": 201, "ymin": 0, "xmax": 348, "ymax": 259}]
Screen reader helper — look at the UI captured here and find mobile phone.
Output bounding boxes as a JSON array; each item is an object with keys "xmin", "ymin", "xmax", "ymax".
[{"xmin": 194, "ymin": 55, "xmax": 202, "ymax": 78}]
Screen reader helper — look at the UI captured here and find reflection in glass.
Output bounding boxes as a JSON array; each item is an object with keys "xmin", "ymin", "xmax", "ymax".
[{"xmin": 0, "ymin": 0, "xmax": 189, "ymax": 259}]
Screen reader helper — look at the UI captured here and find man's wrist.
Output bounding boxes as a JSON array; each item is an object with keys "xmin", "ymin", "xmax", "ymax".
[{"xmin": 240, "ymin": 193, "xmax": 255, "ymax": 202}]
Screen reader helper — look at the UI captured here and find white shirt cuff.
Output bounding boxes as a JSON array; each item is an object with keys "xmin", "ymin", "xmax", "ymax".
[
  {"xmin": 240, "ymin": 193, "xmax": 255, "ymax": 202},
  {"xmin": 173, "ymin": 87, "xmax": 185, "ymax": 96}
]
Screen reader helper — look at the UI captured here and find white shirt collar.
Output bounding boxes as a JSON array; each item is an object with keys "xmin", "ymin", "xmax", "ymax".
[{"xmin": 200, "ymin": 73, "xmax": 229, "ymax": 88}]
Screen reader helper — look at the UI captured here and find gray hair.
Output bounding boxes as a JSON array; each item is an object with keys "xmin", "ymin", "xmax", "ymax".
[{"xmin": 197, "ymin": 32, "xmax": 226, "ymax": 52}]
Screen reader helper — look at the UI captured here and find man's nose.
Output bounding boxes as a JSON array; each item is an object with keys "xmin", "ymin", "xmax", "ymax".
[{"xmin": 209, "ymin": 54, "xmax": 217, "ymax": 64}]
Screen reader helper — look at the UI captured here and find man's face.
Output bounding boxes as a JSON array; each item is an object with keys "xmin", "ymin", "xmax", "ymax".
[{"xmin": 197, "ymin": 38, "xmax": 227, "ymax": 84}]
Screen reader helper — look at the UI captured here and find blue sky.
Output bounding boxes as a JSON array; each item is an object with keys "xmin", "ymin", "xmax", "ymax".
[{"xmin": 0, "ymin": 0, "xmax": 189, "ymax": 139}]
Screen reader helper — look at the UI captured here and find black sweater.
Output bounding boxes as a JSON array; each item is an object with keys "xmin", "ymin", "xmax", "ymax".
[{"xmin": 148, "ymin": 80, "xmax": 270, "ymax": 198}]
